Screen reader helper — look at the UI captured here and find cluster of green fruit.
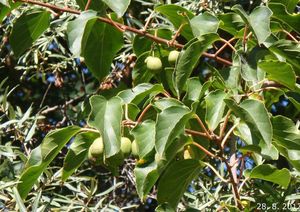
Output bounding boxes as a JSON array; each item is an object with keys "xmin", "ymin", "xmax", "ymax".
[
  {"xmin": 145, "ymin": 50, "xmax": 180, "ymax": 73},
  {"xmin": 88, "ymin": 137, "xmax": 138, "ymax": 165}
]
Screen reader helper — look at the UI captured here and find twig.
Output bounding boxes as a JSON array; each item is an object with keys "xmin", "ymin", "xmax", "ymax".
[
  {"xmin": 15, "ymin": 0, "xmax": 232, "ymax": 66},
  {"xmin": 141, "ymin": 10, "xmax": 155, "ymax": 32},
  {"xmin": 238, "ymin": 177, "xmax": 249, "ymax": 192},
  {"xmin": 282, "ymin": 29, "xmax": 299, "ymax": 43},
  {"xmin": 84, "ymin": 0, "xmax": 92, "ymax": 11},
  {"xmin": 224, "ymin": 160, "xmax": 243, "ymax": 210},
  {"xmin": 168, "ymin": 23, "xmax": 185, "ymax": 46},
  {"xmin": 191, "ymin": 141, "xmax": 217, "ymax": 159},
  {"xmin": 185, "ymin": 129, "xmax": 208, "ymax": 138},
  {"xmin": 203, "ymin": 162, "xmax": 228, "ymax": 183},
  {"xmin": 237, "ymin": 156, "xmax": 244, "ymax": 184},
  {"xmin": 195, "ymin": 115, "xmax": 212, "ymax": 140},
  {"xmin": 220, "ymin": 38, "xmax": 237, "ymax": 53},
  {"xmin": 137, "ymin": 104, "xmax": 152, "ymax": 123},
  {"xmin": 39, "ymin": 83, "xmax": 52, "ymax": 109},
  {"xmin": 221, "ymin": 122, "xmax": 239, "ymax": 148},
  {"xmin": 219, "ymin": 110, "xmax": 231, "ymax": 141},
  {"xmin": 214, "ymin": 37, "xmax": 236, "ymax": 56},
  {"xmin": 40, "ymin": 95, "xmax": 87, "ymax": 115}
]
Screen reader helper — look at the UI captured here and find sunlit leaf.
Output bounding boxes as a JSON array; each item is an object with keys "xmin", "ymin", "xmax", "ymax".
[
  {"xmin": 157, "ymin": 159, "xmax": 202, "ymax": 208},
  {"xmin": 17, "ymin": 126, "xmax": 81, "ymax": 199},
  {"xmin": 246, "ymin": 164, "xmax": 291, "ymax": 188},
  {"xmin": 10, "ymin": 11, "xmax": 50, "ymax": 57}
]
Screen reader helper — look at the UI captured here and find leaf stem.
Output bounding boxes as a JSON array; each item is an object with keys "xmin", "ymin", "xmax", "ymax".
[
  {"xmin": 219, "ymin": 110, "xmax": 231, "ymax": 141},
  {"xmin": 203, "ymin": 162, "xmax": 228, "ymax": 183},
  {"xmin": 84, "ymin": 0, "xmax": 92, "ymax": 11},
  {"xmin": 185, "ymin": 129, "xmax": 209, "ymax": 138},
  {"xmin": 191, "ymin": 141, "xmax": 217, "ymax": 159},
  {"xmin": 137, "ymin": 104, "xmax": 152, "ymax": 123},
  {"xmin": 221, "ymin": 122, "xmax": 239, "ymax": 148},
  {"xmin": 195, "ymin": 115, "xmax": 212, "ymax": 140}
]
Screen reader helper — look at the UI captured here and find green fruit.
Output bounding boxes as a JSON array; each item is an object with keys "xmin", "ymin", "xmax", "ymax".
[
  {"xmin": 131, "ymin": 140, "xmax": 139, "ymax": 157},
  {"xmin": 120, "ymin": 137, "xmax": 132, "ymax": 156},
  {"xmin": 89, "ymin": 137, "xmax": 104, "ymax": 157},
  {"xmin": 168, "ymin": 50, "xmax": 180, "ymax": 65},
  {"xmin": 88, "ymin": 146, "xmax": 103, "ymax": 165},
  {"xmin": 145, "ymin": 56, "xmax": 162, "ymax": 73}
]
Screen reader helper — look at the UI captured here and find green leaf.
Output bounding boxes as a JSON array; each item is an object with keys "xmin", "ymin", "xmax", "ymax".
[
  {"xmin": 205, "ymin": 90, "xmax": 227, "ymax": 131},
  {"xmin": 268, "ymin": 40, "xmax": 300, "ymax": 75},
  {"xmin": 67, "ymin": 11, "xmax": 97, "ymax": 57},
  {"xmin": 10, "ymin": 11, "xmax": 50, "ymax": 57},
  {"xmin": 17, "ymin": 126, "xmax": 81, "ymax": 199},
  {"xmin": 175, "ymin": 34, "xmax": 219, "ymax": 94},
  {"xmin": 75, "ymin": 0, "xmax": 106, "ymax": 13},
  {"xmin": 270, "ymin": 0, "xmax": 299, "ymax": 13},
  {"xmin": 102, "ymin": 0, "xmax": 130, "ymax": 18},
  {"xmin": 258, "ymin": 60, "xmax": 296, "ymax": 90},
  {"xmin": 269, "ymin": 3, "xmax": 300, "ymax": 34},
  {"xmin": 274, "ymin": 144, "xmax": 300, "ymax": 171},
  {"xmin": 232, "ymin": 5, "xmax": 272, "ymax": 44},
  {"xmin": 153, "ymin": 98, "xmax": 185, "ymax": 111},
  {"xmin": 234, "ymin": 120, "xmax": 278, "ymax": 161},
  {"xmin": 62, "ymin": 131, "xmax": 99, "ymax": 181},
  {"xmin": 155, "ymin": 5, "xmax": 195, "ymax": 40},
  {"xmin": 117, "ymin": 83, "xmax": 164, "ymax": 104},
  {"xmin": 131, "ymin": 120, "xmax": 156, "ymax": 159},
  {"xmin": 0, "ymin": 0, "xmax": 21, "ymax": 22},
  {"xmin": 81, "ymin": 16, "xmax": 123, "ymax": 80},
  {"xmin": 218, "ymin": 12, "xmax": 244, "ymax": 36},
  {"xmin": 88, "ymin": 95, "xmax": 123, "ymax": 164},
  {"xmin": 156, "ymin": 203, "xmax": 175, "ymax": 212},
  {"xmin": 272, "ymin": 116, "xmax": 300, "ymax": 169},
  {"xmin": 286, "ymin": 92, "xmax": 300, "ymax": 111},
  {"xmin": 134, "ymin": 136, "xmax": 187, "ymax": 200},
  {"xmin": 189, "ymin": 12, "xmax": 219, "ymax": 37},
  {"xmin": 157, "ymin": 159, "xmax": 202, "ymax": 208},
  {"xmin": 155, "ymin": 106, "xmax": 193, "ymax": 156},
  {"xmin": 183, "ymin": 78, "xmax": 201, "ymax": 102},
  {"xmin": 272, "ymin": 116, "xmax": 300, "ymax": 151},
  {"xmin": 134, "ymin": 161, "xmax": 159, "ymax": 199},
  {"xmin": 247, "ymin": 164, "xmax": 291, "ymax": 188},
  {"xmin": 225, "ymin": 99, "xmax": 273, "ymax": 148},
  {"xmin": 13, "ymin": 187, "xmax": 26, "ymax": 212}
]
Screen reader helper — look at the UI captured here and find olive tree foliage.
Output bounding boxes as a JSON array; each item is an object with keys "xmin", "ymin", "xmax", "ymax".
[{"xmin": 0, "ymin": 0, "xmax": 300, "ymax": 211}]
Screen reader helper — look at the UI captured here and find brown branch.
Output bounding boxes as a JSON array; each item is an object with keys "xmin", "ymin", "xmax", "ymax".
[
  {"xmin": 221, "ymin": 122, "xmax": 239, "ymax": 148},
  {"xmin": 168, "ymin": 23, "xmax": 185, "ymax": 46},
  {"xmin": 141, "ymin": 10, "xmax": 155, "ymax": 32},
  {"xmin": 84, "ymin": 0, "xmax": 92, "ymax": 11},
  {"xmin": 214, "ymin": 37, "xmax": 236, "ymax": 56},
  {"xmin": 137, "ymin": 104, "xmax": 152, "ymax": 123},
  {"xmin": 16, "ymin": 0, "xmax": 232, "ymax": 66},
  {"xmin": 220, "ymin": 38, "xmax": 237, "ymax": 53},
  {"xmin": 219, "ymin": 110, "xmax": 231, "ymax": 141},
  {"xmin": 185, "ymin": 129, "xmax": 209, "ymax": 139},
  {"xmin": 191, "ymin": 141, "xmax": 217, "ymax": 159},
  {"xmin": 16, "ymin": 0, "xmax": 80, "ymax": 14},
  {"xmin": 283, "ymin": 29, "xmax": 299, "ymax": 43},
  {"xmin": 40, "ymin": 95, "xmax": 87, "ymax": 115},
  {"xmin": 261, "ymin": 80, "xmax": 285, "ymax": 88},
  {"xmin": 195, "ymin": 115, "xmax": 212, "ymax": 140},
  {"xmin": 224, "ymin": 159, "xmax": 243, "ymax": 210}
]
